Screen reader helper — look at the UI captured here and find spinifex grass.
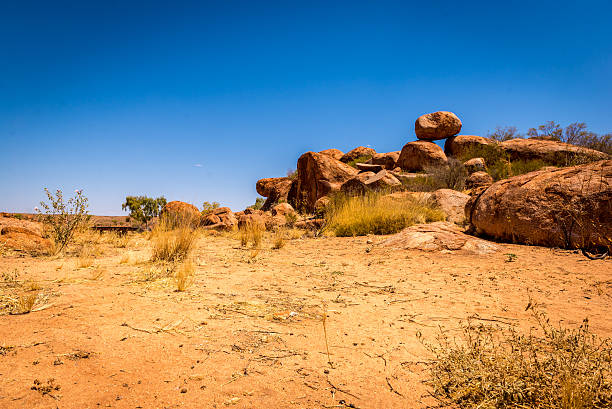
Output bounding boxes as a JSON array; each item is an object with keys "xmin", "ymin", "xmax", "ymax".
[{"xmin": 325, "ymin": 191, "xmax": 445, "ymax": 236}]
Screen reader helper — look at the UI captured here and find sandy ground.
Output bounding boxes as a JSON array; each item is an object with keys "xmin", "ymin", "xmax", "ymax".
[{"xmin": 1, "ymin": 231, "xmax": 611, "ymax": 408}]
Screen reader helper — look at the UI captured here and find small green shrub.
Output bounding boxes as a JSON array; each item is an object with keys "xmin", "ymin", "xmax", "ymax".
[
  {"xmin": 248, "ymin": 197, "xmax": 265, "ymax": 210},
  {"xmin": 36, "ymin": 188, "xmax": 90, "ymax": 254},
  {"xmin": 325, "ymin": 191, "xmax": 445, "ymax": 236},
  {"xmin": 425, "ymin": 158, "xmax": 468, "ymax": 191},
  {"xmin": 202, "ymin": 201, "xmax": 220, "ymax": 214}
]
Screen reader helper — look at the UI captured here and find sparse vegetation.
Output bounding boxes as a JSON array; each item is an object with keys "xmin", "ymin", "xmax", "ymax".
[
  {"xmin": 122, "ymin": 196, "xmax": 167, "ymax": 229},
  {"xmin": 174, "ymin": 259, "xmax": 195, "ymax": 292},
  {"xmin": 346, "ymin": 155, "xmax": 372, "ymax": 168},
  {"xmin": 421, "ymin": 305, "xmax": 612, "ymax": 409},
  {"xmin": 36, "ymin": 188, "xmax": 90, "ymax": 254},
  {"xmin": 238, "ymin": 222, "xmax": 264, "ymax": 248},
  {"xmin": 325, "ymin": 191, "xmax": 445, "ymax": 236},
  {"xmin": 272, "ymin": 228, "xmax": 286, "ymax": 249},
  {"xmin": 151, "ymin": 226, "xmax": 198, "ymax": 263},
  {"xmin": 425, "ymin": 158, "xmax": 468, "ymax": 190},
  {"xmin": 488, "ymin": 125, "xmax": 523, "ymax": 141},
  {"xmin": 248, "ymin": 197, "xmax": 265, "ymax": 210}
]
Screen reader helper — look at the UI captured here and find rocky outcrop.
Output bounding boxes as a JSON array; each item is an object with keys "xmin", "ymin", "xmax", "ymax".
[
  {"xmin": 271, "ymin": 203, "xmax": 295, "ymax": 217},
  {"xmin": 464, "ymin": 157, "xmax": 486, "ymax": 173},
  {"xmin": 319, "ymin": 148, "xmax": 345, "ymax": 161},
  {"xmin": 340, "ymin": 146, "xmax": 376, "ymax": 163},
  {"xmin": 415, "ymin": 111, "xmax": 462, "ymax": 141},
  {"xmin": 256, "ymin": 177, "xmax": 294, "ymax": 211},
  {"xmin": 444, "ymin": 135, "xmax": 497, "ymax": 158},
  {"xmin": 289, "ymin": 151, "xmax": 358, "ymax": 212},
  {"xmin": 466, "ymin": 171, "xmax": 493, "ymax": 189},
  {"xmin": 369, "ymin": 151, "xmax": 400, "ymax": 170},
  {"xmin": 341, "ymin": 170, "xmax": 402, "ymax": 195},
  {"xmin": 396, "ymin": 141, "xmax": 448, "ymax": 172},
  {"xmin": 500, "ymin": 138, "xmax": 609, "ymax": 166},
  {"xmin": 201, "ymin": 207, "xmax": 237, "ymax": 230},
  {"xmin": 381, "ymin": 221, "xmax": 498, "ymax": 254},
  {"xmin": 466, "ymin": 160, "xmax": 612, "ymax": 250}
]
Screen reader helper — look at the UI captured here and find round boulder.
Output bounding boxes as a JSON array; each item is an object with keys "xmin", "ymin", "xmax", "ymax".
[
  {"xmin": 464, "ymin": 157, "xmax": 486, "ymax": 173},
  {"xmin": 340, "ymin": 146, "xmax": 376, "ymax": 164},
  {"xmin": 415, "ymin": 111, "xmax": 462, "ymax": 141},
  {"xmin": 319, "ymin": 149, "xmax": 345, "ymax": 161},
  {"xmin": 396, "ymin": 141, "xmax": 448, "ymax": 172},
  {"xmin": 444, "ymin": 135, "xmax": 497, "ymax": 158},
  {"xmin": 466, "ymin": 171, "xmax": 494, "ymax": 189}
]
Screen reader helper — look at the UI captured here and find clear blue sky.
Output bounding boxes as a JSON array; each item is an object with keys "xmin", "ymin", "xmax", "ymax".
[{"xmin": 2, "ymin": 1, "xmax": 611, "ymax": 215}]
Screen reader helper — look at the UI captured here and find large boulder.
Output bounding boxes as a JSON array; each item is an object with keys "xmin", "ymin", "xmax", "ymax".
[
  {"xmin": 161, "ymin": 201, "xmax": 201, "ymax": 226},
  {"xmin": 319, "ymin": 149, "xmax": 345, "ymax": 161},
  {"xmin": 289, "ymin": 151, "xmax": 358, "ymax": 212},
  {"xmin": 396, "ymin": 141, "xmax": 448, "ymax": 172},
  {"xmin": 340, "ymin": 146, "xmax": 376, "ymax": 164},
  {"xmin": 341, "ymin": 170, "xmax": 402, "ymax": 195},
  {"xmin": 430, "ymin": 189, "xmax": 470, "ymax": 224},
  {"xmin": 415, "ymin": 111, "xmax": 462, "ymax": 141},
  {"xmin": 499, "ymin": 138, "xmax": 609, "ymax": 166},
  {"xmin": 255, "ymin": 177, "xmax": 294, "ymax": 211},
  {"xmin": 382, "ymin": 221, "xmax": 498, "ymax": 254},
  {"xmin": 466, "ymin": 160, "xmax": 612, "ymax": 250},
  {"xmin": 369, "ymin": 151, "xmax": 400, "ymax": 170},
  {"xmin": 444, "ymin": 135, "xmax": 497, "ymax": 158}
]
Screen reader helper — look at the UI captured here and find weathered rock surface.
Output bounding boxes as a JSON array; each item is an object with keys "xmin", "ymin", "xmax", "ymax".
[
  {"xmin": 201, "ymin": 207, "xmax": 237, "ymax": 230},
  {"xmin": 396, "ymin": 141, "xmax": 448, "ymax": 172},
  {"xmin": 500, "ymin": 138, "xmax": 609, "ymax": 166},
  {"xmin": 271, "ymin": 203, "xmax": 295, "ymax": 217},
  {"xmin": 464, "ymin": 157, "xmax": 486, "ymax": 173},
  {"xmin": 355, "ymin": 163, "xmax": 384, "ymax": 173},
  {"xmin": 341, "ymin": 170, "xmax": 402, "ymax": 195},
  {"xmin": 430, "ymin": 189, "xmax": 470, "ymax": 224},
  {"xmin": 289, "ymin": 151, "xmax": 358, "ymax": 212},
  {"xmin": 256, "ymin": 177, "xmax": 294, "ymax": 211},
  {"xmin": 369, "ymin": 151, "xmax": 400, "ymax": 170},
  {"xmin": 466, "ymin": 160, "xmax": 612, "ymax": 250},
  {"xmin": 0, "ymin": 216, "xmax": 51, "ymax": 254},
  {"xmin": 318, "ymin": 148, "xmax": 345, "ymax": 161},
  {"xmin": 381, "ymin": 221, "xmax": 498, "ymax": 254},
  {"xmin": 161, "ymin": 201, "xmax": 201, "ymax": 224},
  {"xmin": 340, "ymin": 146, "xmax": 376, "ymax": 163},
  {"xmin": 415, "ymin": 111, "xmax": 462, "ymax": 141},
  {"xmin": 466, "ymin": 171, "xmax": 494, "ymax": 189},
  {"xmin": 444, "ymin": 135, "xmax": 497, "ymax": 158}
]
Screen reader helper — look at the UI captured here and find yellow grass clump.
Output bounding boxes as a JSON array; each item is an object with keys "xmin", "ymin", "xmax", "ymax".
[
  {"xmin": 325, "ymin": 191, "xmax": 445, "ymax": 236},
  {"xmin": 150, "ymin": 217, "xmax": 198, "ymax": 263},
  {"xmin": 238, "ymin": 222, "xmax": 264, "ymax": 248},
  {"xmin": 174, "ymin": 259, "xmax": 195, "ymax": 292}
]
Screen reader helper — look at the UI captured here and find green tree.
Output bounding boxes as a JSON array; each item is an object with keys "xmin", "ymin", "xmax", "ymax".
[
  {"xmin": 122, "ymin": 196, "xmax": 167, "ymax": 229},
  {"xmin": 202, "ymin": 201, "xmax": 220, "ymax": 214},
  {"xmin": 248, "ymin": 197, "xmax": 265, "ymax": 210},
  {"xmin": 36, "ymin": 188, "xmax": 90, "ymax": 254}
]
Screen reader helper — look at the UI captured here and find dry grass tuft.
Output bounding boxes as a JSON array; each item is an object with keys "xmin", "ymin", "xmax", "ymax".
[
  {"xmin": 421, "ymin": 305, "xmax": 612, "ymax": 409},
  {"xmin": 119, "ymin": 254, "xmax": 130, "ymax": 264},
  {"xmin": 238, "ymin": 223, "xmax": 264, "ymax": 248},
  {"xmin": 325, "ymin": 191, "xmax": 445, "ymax": 236},
  {"xmin": 89, "ymin": 268, "xmax": 105, "ymax": 281},
  {"xmin": 77, "ymin": 248, "xmax": 94, "ymax": 268},
  {"xmin": 151, "ymin": 227, "xmax": 198, "ymax": 263},
  {"xmin": 174, "ymin": 259, "xmax": 195, "ymax": 292},
  {"xmin": 10, "ymin": 292, "xmax": 39, "ymax": 315},
  {"xmin": 272, "ymin": 229, "xmax": 286, "ymax": 249}
]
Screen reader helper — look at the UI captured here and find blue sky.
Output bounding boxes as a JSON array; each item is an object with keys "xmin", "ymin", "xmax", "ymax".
[{"xmin": 2, "ymin": 1, "xmax": 611, "ymax": 215}]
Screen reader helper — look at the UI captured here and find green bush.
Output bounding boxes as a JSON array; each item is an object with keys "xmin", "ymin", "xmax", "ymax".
[{"xmin": 346, "ymin": 155, "xmax": 372, "ymax": 168}]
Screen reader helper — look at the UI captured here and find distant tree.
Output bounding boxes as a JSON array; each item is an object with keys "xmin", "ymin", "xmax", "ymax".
[
  {"xmin": 248, "ymin": 197, "xmax": 265, "ymax": 210},
  {"xmin": 202, "ymin": 201, "xmax": 220, "ymax": 214},
  {"xmin": 487, "ymin": 126, "xmax": 523, "ymax": 141},
  {"xmin": 527, "ymin": 121, "xmax": 563, "ymax": 140},
  {"xmin": 122, "ymin": 196, "xmax": 167, "ymax": 228},
  {"xmin": 563, "ymin": 122, "xmax": 593, "ymax": 145}
]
